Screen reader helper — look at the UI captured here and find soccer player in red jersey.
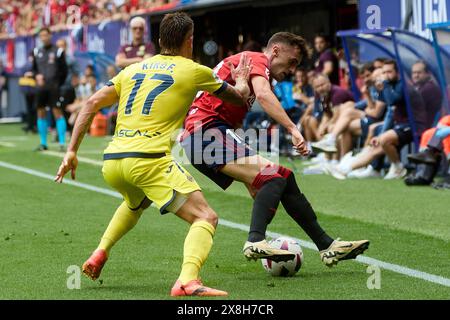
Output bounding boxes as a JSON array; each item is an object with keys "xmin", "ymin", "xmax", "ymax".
[{"xmin": 181, "ymin": 32, "xmax": 370, "ymax": 266}]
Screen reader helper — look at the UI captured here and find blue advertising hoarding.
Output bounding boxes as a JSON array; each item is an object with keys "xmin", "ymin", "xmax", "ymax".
[{"xmin": 359, "ymin": 0, "xmax": 450, "ymax": 40}]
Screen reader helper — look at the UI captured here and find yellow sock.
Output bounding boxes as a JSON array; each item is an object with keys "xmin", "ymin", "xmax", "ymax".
[
  {"xmin": 178, "ymin": 220, "xmax": 215, "ymax": 285},
  {"xmin": 97, "ymin": 201, "xmax": 143, "ymax": 256}
]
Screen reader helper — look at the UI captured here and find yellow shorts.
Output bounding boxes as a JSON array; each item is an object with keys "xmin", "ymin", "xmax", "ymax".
[{"xmin": 102, "ymin": 155, "xmax": 200, "ymax": 214}]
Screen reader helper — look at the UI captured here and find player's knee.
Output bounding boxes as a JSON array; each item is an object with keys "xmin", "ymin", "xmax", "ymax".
[
  {"xmin": 342, "ymin": 106, "xmax": 353, "ymax": 116},
  {"xmin": 206, "ymin": 212, "xmax": 219, "ymax": 228},
  {"xmin": 191, "ymin": 202, "xmax": 218, "ymax": 227},
  {"xmin": 198, "ymin": 207, "xmax": 218, "ymax": 227},
  {"xmin": 380, "ymin": 135, "xmax": 394, "ymax": 148}
]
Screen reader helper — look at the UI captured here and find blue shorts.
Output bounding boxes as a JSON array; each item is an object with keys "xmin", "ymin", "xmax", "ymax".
[{"xmin": 181, "ymin": 122, "xmax": 256, "ymax": 190}]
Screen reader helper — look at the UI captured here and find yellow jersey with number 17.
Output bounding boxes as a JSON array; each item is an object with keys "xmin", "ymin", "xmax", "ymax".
[{"xmin": 103, "ymin": 54, "xmax": 227, "ymax": 158}]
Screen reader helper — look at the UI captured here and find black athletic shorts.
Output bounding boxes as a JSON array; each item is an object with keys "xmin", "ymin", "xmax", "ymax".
[
  {"xmin": 393, "ymin": 123, "xmax": 413, "ymax": 147},
  {"xmin": 35, "ymin": 85, "xmax": 60, "ymax": 109},
  {"xmin": 180, "ymin": 121, "xmax": 256, "ymax": 190}
]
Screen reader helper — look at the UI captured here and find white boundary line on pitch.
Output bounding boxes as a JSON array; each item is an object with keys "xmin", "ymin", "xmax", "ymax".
[
  {"xmin": 0, "ymin": 142, "xmax": 16, "ymax": 147},
  {"xmin": 1, "ymin": 159, "xmax": 450, "ymax": 289}
]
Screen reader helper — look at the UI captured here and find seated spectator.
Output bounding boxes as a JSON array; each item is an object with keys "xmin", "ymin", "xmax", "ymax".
[
  {"xmin": 405, "ymin": 115, "xmax": 450, "ymax": 186},
  {"xmin": 373, "ymin": 57, "xmax": 387, "ymax": 70},
  {"xmin": 311, "ymin": 63, "xmax": 387, "ymax": 157},
  {"xmin": 66, "ymin": 74, "xmax": 96, "ymax": 126},
  {"xmin": 300, "ymin": 73, "xmax": 354, "ymax": 144},
  {"xmin": 331, "ymin": 60, "xmax": 428, "ymax": 180},
  {"xmin": 411, "ymin": 61, "xmax": 442, "ymax": 128},
  {"xmin": 292, "ymin": 67, "xmax": 314, "ymax": 113},
  {"xmin": 84, "ymin": 64, "xmax": 95, "ymax": 78}
]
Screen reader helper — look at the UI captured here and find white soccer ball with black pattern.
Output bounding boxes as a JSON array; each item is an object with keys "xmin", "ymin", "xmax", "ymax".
[{"xmin": 261, "ymin": 237, "xmax": 303, "ymax": 277}]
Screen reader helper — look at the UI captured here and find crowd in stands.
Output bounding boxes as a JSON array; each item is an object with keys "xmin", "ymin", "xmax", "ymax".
[{"xmin": 0, "ymin": 0, "xmax": 177, "ymax": 38}]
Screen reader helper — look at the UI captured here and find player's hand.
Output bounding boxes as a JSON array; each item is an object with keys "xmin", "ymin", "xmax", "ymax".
[
  {"xmin": 369, "ymin": 137, "xmax": 380, "ymax": 147},
  {"xmin": 229, "ymin": 53, "xmax": 253, "ymax": 84},
  {"xmin": 291, "ymin": 129, "xmax": 310, "ymax": 156},
  {"xmin": 54, "ymin": 151, "xmax": 78, "ymax": 183}
]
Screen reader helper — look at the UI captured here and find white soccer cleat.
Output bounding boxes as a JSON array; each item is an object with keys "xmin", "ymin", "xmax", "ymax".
[
  {"xmin": 320, "ymin": 238, "xmax": 370, "ymax": 267},
  {"xmin": 243, "ymin": 240, "xmax": 295, "ymax": 262}
]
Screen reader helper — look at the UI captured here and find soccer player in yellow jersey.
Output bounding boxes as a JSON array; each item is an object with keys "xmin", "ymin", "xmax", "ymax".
[{"xmin": 55, "ymin": 12, "xmax": 252, "ymax": 297}]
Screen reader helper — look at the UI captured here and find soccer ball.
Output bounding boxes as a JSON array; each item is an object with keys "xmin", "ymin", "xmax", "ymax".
[{"xmin": 261, "ymin": 237, "xmax": 303, "ymax": 277}]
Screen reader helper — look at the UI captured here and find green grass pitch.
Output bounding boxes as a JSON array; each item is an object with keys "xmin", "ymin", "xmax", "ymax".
[{"xmin": 0, "ymin": 124, "xmax": 449, "ymax": 299}]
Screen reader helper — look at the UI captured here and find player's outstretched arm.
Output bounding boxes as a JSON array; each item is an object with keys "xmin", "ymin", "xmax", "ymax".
[
  {"xmin": 215, "ymin": 53, "xmax": 252, "ymax": 106},
  {"xmin": 252, "ymin": 75, "xmax": 309, "ymax": 155},
  {"xmin": 54, "ymin": 86, "xmax": 119, "ymax": 183}
]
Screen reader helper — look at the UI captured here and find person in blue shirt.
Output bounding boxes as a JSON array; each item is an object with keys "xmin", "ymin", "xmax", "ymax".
[{"xmin": 274, "ymin": 75, "xmax": 304, "ymax": 155}]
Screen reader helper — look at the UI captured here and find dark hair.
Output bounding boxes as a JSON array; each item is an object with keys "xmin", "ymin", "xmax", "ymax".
[
  {"xmin": 314, "ymin": 33, "xmax": 331, "ymax": 44},
  {"xmin": 360, "ymin": 62, "xmax": 375, "ymax": 75},
  {"xmin": 295, "ymin": 66, "xmax": 307, "ymax": 73},
  {"xmin": 412, "ymin": 60, "xmax": 428, "ymax": 73},
  {"xmin": 38, "ymin": 27, "xmax": 51, "ymax": 35},
  {"xmin": 374, "ymin": 57, "xmax": 387, "ymax": 64},
  {"xmin": 159, "ymin": 12, "xmax": 194, "ymax": 54},
  {"xmin": 383, "ymin": 59, "xmax": 398, "ymax": 72},
  {"xmin": 267, "ymin": 32, "xmax": 312, "ymax": 61}
]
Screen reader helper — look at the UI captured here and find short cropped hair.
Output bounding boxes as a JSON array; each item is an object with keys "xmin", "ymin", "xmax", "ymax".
[
  {"xmin": 383, "ymin": 59, "xmax": 398, "ymax": 72},
  {"xmin": 38, "ymin": 27, "xmax": 51, "ymax": 35},
  {"xmin": 159, "ymin": 12, "xmax": 194, "ymax": 53},
  {"xmin": 267, "ymin": 32, "xmax": 312, "ymax": 61},
  {"xmin": 412, "ymin": 60, "xmax": 428, "ymax": 73},
  {"xmin": 360, "ymin": 62, "xmax": 375, "ymax": 75}
]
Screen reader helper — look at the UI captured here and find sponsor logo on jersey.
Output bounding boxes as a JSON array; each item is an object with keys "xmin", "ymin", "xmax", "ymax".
[{"xmin": 116, "ymin": 129, "xmax": 161, "ymax": 138}]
